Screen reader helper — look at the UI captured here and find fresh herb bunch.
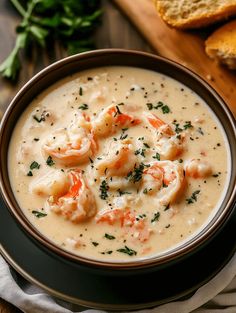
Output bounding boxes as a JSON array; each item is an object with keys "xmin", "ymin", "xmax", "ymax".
[{"xmin": 0, "ymin": 0, "xmax": 102, "ymax": 80}]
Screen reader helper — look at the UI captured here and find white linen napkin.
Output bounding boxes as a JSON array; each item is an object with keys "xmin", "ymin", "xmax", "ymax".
[{"xmin": 0, "ymin": 253, "xmax": 235, "ymax": 313}]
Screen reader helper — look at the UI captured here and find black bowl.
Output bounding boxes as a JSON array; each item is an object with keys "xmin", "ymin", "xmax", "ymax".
[{"xmin": 0, "ymin": 49, "xmax": 235, "ymax": 275}]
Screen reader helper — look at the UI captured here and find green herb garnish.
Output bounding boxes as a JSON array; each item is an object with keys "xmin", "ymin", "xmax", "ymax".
[
  {"xmin": 186, "ymin": 190, "xmax": 200, "ymax": 204},
  {"xmin": 128, "ymin": 163, "xmax": 148, "ymax": 183},
  {"xmin": 117, "ymin": 246, "xmax": 137, "ymax": 256},
  {"xmin": 32, "ymin": 210, "xmax": 47, "ymax": 218},
  {"xmin": 161, "ymin": 105, "xmax": 170, "ymax": 114},
  {"xmin": 173, "ymin": 122, "xmax": 183, "ymax": 134},
  {"xmin": 143, "ymin": 143, "xmax": 150, "ymax": 148},
  {"xmin": 104, "ymin": 233, "xmax": 116, "ymax": 240},
  {"xmin": 92, "ymin": 241, "xmax": 99, "ymax": 247},
  {"xmin": 78, "ymin": 103, "xmax": 88, "ymax": 110},
  {"xmin": 101, "ymin": 250, "xmax": 113, "ymax": 255},
  {"xmin": 164, "ymin": 203, "xmax": 170, "ymax": 211},
  {"xmin": 46, "ymin": 156, "xmax": 55, "ymax": 166},
  {"xmin": 117, "ymin": 189, "xmax": 131, "ymax": 196},
  {"xmin": 146, "ymin": 103, "xmax": 153, "ymax": 110},
  {"xmin": 30, "ymin": 161, "xmax": 40, "ymax": 170},
  {"xmin": 146, "ymin": 101, "xmax": 170, "ymax": 114},
  {"xmin": 152, "ymin": 152, "xmax": 160, "ymax": 161},
  {"xmin": 151, "ymin": 211, "xmax": 160, "ymax": 223},
  {"xmin": 33, "ymin": 114, "xmax": 45, "ymax": 123},
  {"xmin": 99, "ymin": 180, "xmax": 109, "ymax": 200},
  {"xmin": 0, "ymin": 0, "xmax": 102, "ymax": 80},
  {"xmin": 134, "ymin": 148, "xmax": 146, "ymax": 157},
  {"xmin": 183, "ymin": 121, "xmax": 193, "ymax": 129}
]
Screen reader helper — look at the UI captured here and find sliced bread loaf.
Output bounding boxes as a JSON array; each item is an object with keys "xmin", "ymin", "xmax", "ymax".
[
  {"xmin": 205, "ymin": 19, "xmax": 236, "ymax": 69},
  {"xmin": 154, "ymin": 0, "xmax": 236, "ymax": 29}
]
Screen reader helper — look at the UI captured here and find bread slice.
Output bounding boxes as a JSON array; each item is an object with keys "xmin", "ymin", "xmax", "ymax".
[
  {"xmin": 153, "ymin": 0, "xmax": 236, "ymax": 29},
  {"xmin": 205, "ymin": 19, "xmax": 236, "ymax": 69}
]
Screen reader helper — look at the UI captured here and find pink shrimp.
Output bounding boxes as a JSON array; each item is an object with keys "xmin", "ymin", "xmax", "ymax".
[
  {"xmin": 96, "ymin": 208, "xmax": 152, "ymax": 242},
  {"xmin": 48, "ymin": 169, "xmax": 97, "ymax": 223},
  {"xmin": 93, "ymin": 104, "xmax": 141, "ymax": 137},
  {"xmin": 42, "ymin": 113, "xmax": 98, "ymax": 166},
  {"xmin": 95, "ymin": 139, "xmax": 137, "ymax": 177},
  {"xmin": 146, "ymin": 113, "xmax": 184, "ymax": 160},
  {"xmin": 142, "ymin": 160, "xmax": 185, "ymax": 204},
  {"xmin": 185, "ymin": 159, "xmax": 212, "ymax": 178}
]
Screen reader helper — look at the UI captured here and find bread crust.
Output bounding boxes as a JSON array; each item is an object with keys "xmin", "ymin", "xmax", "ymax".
[
  {"xmin": 205, "ymin": 19, "xmax": 236, "ymax": 69},
  {"xmin": 154, "ymin": 0, "xmax": 236, "ymax": 29}
]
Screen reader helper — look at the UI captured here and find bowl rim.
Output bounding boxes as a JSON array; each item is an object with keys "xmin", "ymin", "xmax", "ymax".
[{"xmin": 0, "ymin": 48, "xmax": 236, "ymax": 270}]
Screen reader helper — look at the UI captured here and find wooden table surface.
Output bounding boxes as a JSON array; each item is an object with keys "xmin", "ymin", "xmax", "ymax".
[{"xmin": 0, "ymin": 1, "xmax": 235, "ymax": 312}]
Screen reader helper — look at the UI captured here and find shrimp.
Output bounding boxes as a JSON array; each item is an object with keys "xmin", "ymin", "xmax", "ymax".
[
  {"xmin": 30, "ymin": 169, "xmax": 70, "ymax": 197},
  {"xmin": 146, "ymin": 113, "xmax": 184, "ymax": 160},
  {"xmin": 96, "ymin": 207, "xmax": 152, "ymax": 242},
  {"xmin": 48, "ymin": 169, "xmax": 97, "ymax": 223},
  {"xmin": 185, "ymin": 159, "xmax": 212, "ymax": 178},
  {"xmin": 42, "ymin": 113, "xmax": 97, "ymax": 166},
  {"xmin": 93, "ymin": 104, "xmax": 141, "ymax": 137},
  {"xmin": 142, "ymin": 160, "xmax": 185, "ymax": 204},
  {"xmin": 95, "ymin": 139, "xmax": 137, "ymax": 177}
]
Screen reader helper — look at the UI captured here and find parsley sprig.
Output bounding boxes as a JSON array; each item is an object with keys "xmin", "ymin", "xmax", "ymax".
[
  {"xmin": 99, "ymin": 180, "xmax": 109, "ymax": 200},
  {"xmin": 186, "ymin": 190, "xmax": 200, "ymax": 204},
  {"xmin": 127, "ymin": 163, "xmax": 149, "ymax": 183},
  {"xmin": 0, "ymin": 0, "xmax": 102, "ymax": 80},
  {"xmin": 117, "ymin": 246, "xmax": 137, "ymax": 256},
  {"xmin": 146, "ymin": 101, "xmax": 170, "ymax": 114}
]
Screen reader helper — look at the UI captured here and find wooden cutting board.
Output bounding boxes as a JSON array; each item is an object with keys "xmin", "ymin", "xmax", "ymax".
[{"xmin": 113, "ymin": 0, "xmax": 236, "ymax": 116}]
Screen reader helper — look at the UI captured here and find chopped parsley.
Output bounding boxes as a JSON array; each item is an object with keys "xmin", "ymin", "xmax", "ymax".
[
  {"xmin": 120, "ymin": 132, "xmax": 128, "ymax": 140},
  {"xmin": 115, "ymin": 105, "xmax": 122, "ymax": 115},
  {"xmin": 146, "ymin": 103, "xmax": 153, "ymax": 110},
  {"xmin": 186, "ymin": 190, "xmax": 200, "ymax": 204},
  {"xmin": 117, "ymin": 189, "xmax": 131, "ymax": 196},
  {"xmin": 32, "ymin": 210, "xmax": 47, "ymax": 218},
  {"xmin": 197, "ymin": 127, "xmax": 204, "ymax": 135},
  {"xmin": 79, "ymin": 87, "xmax": 83, "ymax": 96},
  {"xmin": 27, "ymin": 171, "xmax": 33, "ymax": 177},
  {"xmin": 151, "ymin": 211, "xmax": 160, "ymax": 223},
  {"xmin": 101, "ymin": 250, "xmax": 113, "ymax": 255},
  {"xmin": 30, "ymin": 161, "xmax": 40, "ymax": 170},
  {"xmin": 152, "ymin": 152, "xmax": 161, "ymax": 161},
  {"xmin": 161, "ymin": 105, "xmax": 170, "ymax": 114},
  {"xmin": 92, "ymin": 241, "xmax": 99, "ymax": 247},
  {"xmin": 117, "ymin": 246, "xmax": 137, "ymax": 256},
  {"xmin": 143, "ymin": 188, "xmax": 148, "ymax": 194},
  {"xmin": 146, "ymin": 101, "xmax": 170, "ymax": 114},
  {"xmin": 143, "ymin": 143, "xmax": 150, "ymax": 148},
  {"xmin": 127, "ymin": 163, "xmax": 148, "ymax": 183},
  {"xmin": 46, "ymin": 156, "xmax": 55, "ymax": 166},
  {"xmin": 173, "ymin": 122, "xmax": 183, "ymax": 134},
  {"xmin": 99, "ymin": 180, "xmax": 109, "ymax": 200},
  {"xmin": 135, "ymin": 148, "xmax": 146, "ymax": 157},
  {"xmin": 104, "ymin": 233, "xmax": 116, "ymax": 240},
  {"xmin": 164, "ymin": 203, "xmax": 170, "ymax": 211},
  {"xmin": 33, "ymin": 114, "xmax": 45, "ymax": 123},
  {"xmin": 78, "ymin": 103, "xmax": 88, "ymax": 110},
  {"xmin": 183, "ymin": 121, "xmax": 193, "ymax": 129},
  {"xmin": 33, "ymin": 138, "xmax": 40, "ymax": 141}
]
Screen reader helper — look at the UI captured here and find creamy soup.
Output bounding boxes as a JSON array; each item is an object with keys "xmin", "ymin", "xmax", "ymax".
[{"xmin": 8, "ymin": 66, "xmax": 229, "ymax": 261}]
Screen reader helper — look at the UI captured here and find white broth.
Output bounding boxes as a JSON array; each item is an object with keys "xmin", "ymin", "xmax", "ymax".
[{"xmin": 8, "ymin": 66, "xmax": 230, "ymax": 261}]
